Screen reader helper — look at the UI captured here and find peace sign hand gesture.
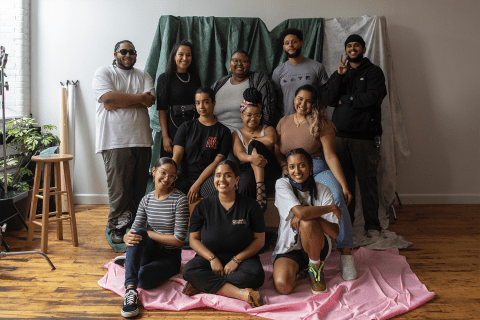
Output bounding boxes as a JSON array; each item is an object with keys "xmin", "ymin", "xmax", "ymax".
[{"xmin": 338, "ymin": 54, "xmax": 348, "ymax": 75}]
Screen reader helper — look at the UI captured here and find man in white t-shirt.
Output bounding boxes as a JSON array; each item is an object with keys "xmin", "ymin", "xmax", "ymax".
[
  {"xmin": 92, "ymin": 40, "xmax": 155, "ymax": 245},
  {"xmin": 272, "ymin": 28, "xmax": 329, "ymax": 117}
]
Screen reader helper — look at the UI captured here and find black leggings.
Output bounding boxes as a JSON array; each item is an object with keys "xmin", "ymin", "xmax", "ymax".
[
  {"xmin": 182, "ymin": 253, "xmax": 265, "ymax": 293},
  {"xmin": 238, "ymin": 140, "xmax": 281, "ymax": 199},
  {"xmin": 174, "ymin": 171, "xmax": 216, "ymax": 199}
]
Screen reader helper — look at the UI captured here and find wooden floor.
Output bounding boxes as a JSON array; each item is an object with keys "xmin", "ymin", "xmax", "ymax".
[{"xmin": 1, "ymin": 204, "xmax": 479, "ymax": 319}]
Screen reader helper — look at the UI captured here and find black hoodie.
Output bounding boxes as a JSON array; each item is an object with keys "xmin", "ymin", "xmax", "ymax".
[{"xmin": 323, "ymin": 57, "xmax": 386, "ymax": 140}]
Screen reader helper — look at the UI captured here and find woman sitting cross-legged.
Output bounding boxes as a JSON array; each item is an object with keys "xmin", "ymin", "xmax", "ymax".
[
  {"xmin": 272, "ymin": 148, "xmax": 341, "ymax": 295},
  {"xmin": 182, "ymin": 160, "xmax": 265, "ymax": 308},
  {"xmin": 118, "ymin": 157, "xmax": 189, "ymax": 318},
  {"xmin": 274, "ymin": 84, "xmax": 356, "ymax": 281},
  {"xmin": 232, "ymin": 87, "xmax": 281, "ymax": 212},
  {"xmin": 172, "ymin": 87, "xmax": 232, "ymax": 204}
]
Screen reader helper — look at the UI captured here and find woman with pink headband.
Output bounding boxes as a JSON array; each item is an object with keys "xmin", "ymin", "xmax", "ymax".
[{"xmin": 232, "ymin": 88, "xmax": 281, "ymax": 212}]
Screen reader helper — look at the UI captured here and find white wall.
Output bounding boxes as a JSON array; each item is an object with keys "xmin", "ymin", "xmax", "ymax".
[
  {"xmin": 0, "ymin": 0, "xmax": 30, "ymax": 118},
  {"xmin": 30, "ymin": 0, "xmax": 480, "ymax": 204}
]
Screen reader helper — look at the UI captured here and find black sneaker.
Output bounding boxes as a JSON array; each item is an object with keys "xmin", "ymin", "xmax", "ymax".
[
  {"xmin": 113, "ymin": 255, "xmax": 126, "ymax": 268},
  {"xmin": 112, "ymin": 228, "xmax": 125, "ymax": 244},
  {"xmin": 121, "ymin": 288, "xmax": 139, "ymax": 318}
]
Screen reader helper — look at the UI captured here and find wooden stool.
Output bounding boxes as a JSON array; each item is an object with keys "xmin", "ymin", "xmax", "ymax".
[{"xmin": 26, "ymin": 154, "xmax": 78, "ymax": 254}]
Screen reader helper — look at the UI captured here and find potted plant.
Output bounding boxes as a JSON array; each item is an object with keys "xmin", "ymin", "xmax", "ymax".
[{"xmin": 0, "ymin": 115, "xmax": 60, "ymax": 230}]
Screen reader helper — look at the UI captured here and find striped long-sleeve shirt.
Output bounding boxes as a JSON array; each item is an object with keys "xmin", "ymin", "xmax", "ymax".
[{"xmin": 131, "ymin": 189, "xmax": 189, "ymax": 249}]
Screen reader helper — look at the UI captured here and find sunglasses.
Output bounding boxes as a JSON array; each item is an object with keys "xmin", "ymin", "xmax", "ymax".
[
  {"xmin": 231, "ymin": 58, "xmax": 249, "ymax": 64},
  {"xmin": 117, "ymin": 49, "xmax": 137, "ymax": 55}
]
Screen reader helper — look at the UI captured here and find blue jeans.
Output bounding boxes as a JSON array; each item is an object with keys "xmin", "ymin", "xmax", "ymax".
[
  {"xmin": 313, "ymin": 157, "xmax": 353, "ymax": 249},
  {"xmin": 124, "ymin": 228, "xmax": 181, "ymax": 290}
]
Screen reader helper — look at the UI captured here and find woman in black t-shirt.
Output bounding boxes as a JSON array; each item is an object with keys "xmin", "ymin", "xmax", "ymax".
[
  {"xmin": 156, "ymin": 40, "xmax": 202, "ymax": 158},
  {"xmin": 182, "ymin": 160, "xmax": 265, "ymax": 308},
  {"xmin": 172, "ymin": 87, "xmax": 232, "ymax": 204}
]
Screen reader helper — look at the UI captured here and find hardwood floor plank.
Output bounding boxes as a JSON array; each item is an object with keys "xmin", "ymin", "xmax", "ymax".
[{"xmin": 1, "ymin": 204, "xmax": 479, "ymax": 319}]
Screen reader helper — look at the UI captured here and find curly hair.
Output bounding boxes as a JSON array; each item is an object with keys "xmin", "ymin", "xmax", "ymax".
[
  {"xmin": 280, "ymin": 28, "xmax": 303, "ymax": 43},
  {"xmin": 294, "ymin": 85, "xmax": 335, "ymax": 139}
]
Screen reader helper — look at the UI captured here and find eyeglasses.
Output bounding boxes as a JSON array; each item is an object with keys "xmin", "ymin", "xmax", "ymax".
[
  {"xmin": 231, "ymin": 58, "xmax": 249, "ymax": 64},
  {"xmin": 243, "ymin": 112, "xmax": 262, "ymax": 119},
  {"xmin": 117, "ymin": 49, "xmax": 137, "ymax": 55},
  {"xmin": 157, "ymin": 170, "xmax": 177, "ymax": 181}
]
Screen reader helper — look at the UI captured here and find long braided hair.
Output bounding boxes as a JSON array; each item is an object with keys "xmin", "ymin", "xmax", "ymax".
[
  {"xmin": 241, "ymin": 87, "xmax": 263, "ymax": 123},
  {"xmin": 294, "ymin": 84, "xmax": 335, "ymax": 139},
  {"xmin": 286, "ymin": 148, "xmax": 318, "ymax": 206},
  {"xmin": 112, "ymin": 40, "xmax": 134, "ymax": 66}
]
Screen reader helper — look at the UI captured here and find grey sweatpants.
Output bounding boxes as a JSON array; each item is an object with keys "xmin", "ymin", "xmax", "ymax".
[{"xmin": 102, "ymin": 147, "xmax": 151, "ymax": 230}]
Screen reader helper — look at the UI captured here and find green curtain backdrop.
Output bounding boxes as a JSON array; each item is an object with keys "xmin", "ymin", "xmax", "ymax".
[
  {"xmin": 145, "ymin": 16, "xmax": 324, "ymax": 132},
  {"xmin": 143, "ymin": 15, "xmax": 412, "ymax": 241}
]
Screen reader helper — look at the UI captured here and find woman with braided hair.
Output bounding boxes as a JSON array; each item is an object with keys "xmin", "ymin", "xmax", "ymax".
[
  {"xmin": 274, "ymin": 84, "xmax": 357, "ymax": 281},
  {"xmin": 232, "ymin": 88, "xmax": 281, "ymax": 212},
  {"xmin": 272, "ymin": 148, "xmax": 339, "ymax": 295}
]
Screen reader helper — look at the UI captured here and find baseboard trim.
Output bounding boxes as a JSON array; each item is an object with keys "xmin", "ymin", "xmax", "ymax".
[
  {"xmin": 73, "ymin": 193, "xmax": 480, "ymax": 205},
  {"xmin": 397, "ymin": 194, "xmax": 480, "ymax": 204},
  {"xmin": 74, "ymin": 194, "xmax": 109, "ymax": 204}
]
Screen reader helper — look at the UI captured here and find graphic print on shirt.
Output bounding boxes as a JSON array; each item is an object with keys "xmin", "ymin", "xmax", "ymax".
[
  {"xmin": 206, "ymin": 137, "xmax": 218, "ymax": 149},
  {"xmin": 283, "ymin": 75, "xmax": 311, "ymax": 84},
  {"xmin": 232, "ymin": 219, "xmax": 247, "ymax": 225}
]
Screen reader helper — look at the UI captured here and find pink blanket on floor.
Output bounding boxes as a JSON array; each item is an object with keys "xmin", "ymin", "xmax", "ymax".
[{"xmin": 98, "ymin": 247, "xmax": 434, "ymax": 320}]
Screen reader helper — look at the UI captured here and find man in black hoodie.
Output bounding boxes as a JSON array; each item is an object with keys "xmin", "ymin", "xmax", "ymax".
[{"xmin": 324, "ymin": 34, "xmax": 387, "ymax": 236}]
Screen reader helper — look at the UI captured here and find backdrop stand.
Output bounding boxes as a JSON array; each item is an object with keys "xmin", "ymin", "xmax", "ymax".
[{"xmin": 0, "ymin": 46, "xmax": 55, "ymax": 269}]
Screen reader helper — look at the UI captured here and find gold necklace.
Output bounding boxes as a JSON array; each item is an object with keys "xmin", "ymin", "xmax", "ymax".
[{"xmin": 294, "ymin": 114, "xmax": 306, "ymax": 127}]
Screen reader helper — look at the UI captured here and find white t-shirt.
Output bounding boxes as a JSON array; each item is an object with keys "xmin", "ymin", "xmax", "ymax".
[
  {"xmin": 92, "ymin": 65, "xmax": 155, "ymax": 153},
  {"xmin": 272, "ymin": 177, "xmax": 337, "ymax": 262},
  {"xmin": 271, "ymin": 58, "xmax": 328, "ymax": 116}
]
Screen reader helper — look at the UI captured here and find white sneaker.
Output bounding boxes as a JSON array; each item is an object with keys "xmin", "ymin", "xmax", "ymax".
[
  {"xmin": 366, "ymin": 229, "xmax": 381, "ymax": 238},
  {"xmin": 340, "ymin": 255, "xmax": 357, "ymax": 281}
]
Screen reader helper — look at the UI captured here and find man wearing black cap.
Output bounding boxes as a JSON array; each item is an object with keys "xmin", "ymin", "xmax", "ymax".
[{"xmin": 324, "ymin": 34, "xmax": 387, "ymax": 237}]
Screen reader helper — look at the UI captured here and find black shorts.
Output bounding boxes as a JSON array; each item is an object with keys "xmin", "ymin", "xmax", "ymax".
[{"xmin": 274, "ymin": 235, "xmax": 331, "ymax": 272}]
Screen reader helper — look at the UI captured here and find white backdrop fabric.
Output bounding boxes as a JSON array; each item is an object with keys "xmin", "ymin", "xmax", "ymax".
[{"xmin": 323, "ymin": 16, "xmax": 411, "ymax": 248}]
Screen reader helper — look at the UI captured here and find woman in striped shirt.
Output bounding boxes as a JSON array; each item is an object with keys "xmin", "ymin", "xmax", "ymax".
[{"xmin": 118, "ymin": 157, "xmax": 190, "ymax": 318}]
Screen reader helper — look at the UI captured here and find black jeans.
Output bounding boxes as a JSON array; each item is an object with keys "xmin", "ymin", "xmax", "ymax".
[
  {"xmin": 238, "ymin": 140, "xmax": 281, "ymax": 199},
  {"xmin": 124, "ymin": 228, "xmax": 181, "ymax": 289},
  {"xmin": 335, "ymin": 137, "xmax": 381, "ymax": 232}
]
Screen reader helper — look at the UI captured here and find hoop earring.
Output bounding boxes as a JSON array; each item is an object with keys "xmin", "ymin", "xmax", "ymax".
[{"xmin": 235, "ymin": 183, "xmax": 239, "ymax": 190}]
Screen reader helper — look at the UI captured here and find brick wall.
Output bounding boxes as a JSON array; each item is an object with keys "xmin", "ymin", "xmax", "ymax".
[{"xmin": 0, "ymin": 0, "xmax": 30, "ymax": 118}]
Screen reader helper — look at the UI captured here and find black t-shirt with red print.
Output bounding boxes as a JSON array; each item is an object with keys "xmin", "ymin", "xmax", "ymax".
[{"xmin": 173, "ymin": 118, "xmax": 232, "ymax": 180}]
